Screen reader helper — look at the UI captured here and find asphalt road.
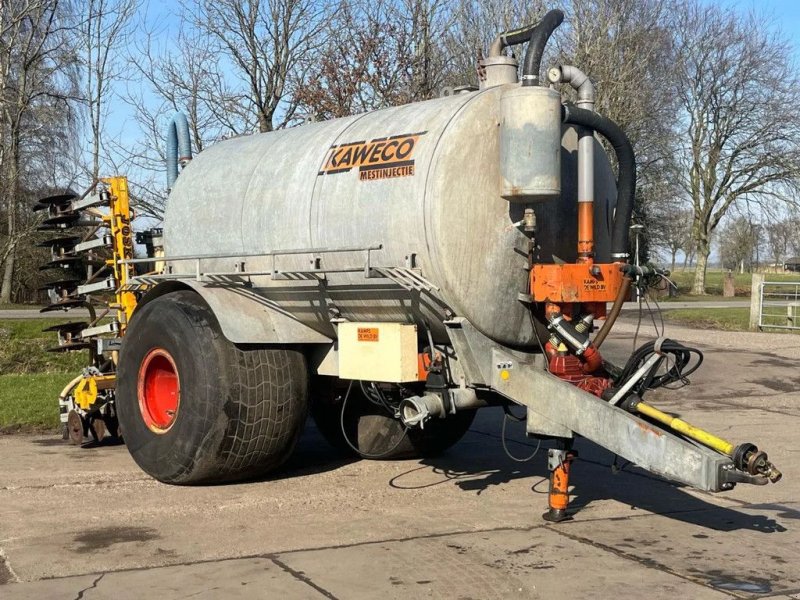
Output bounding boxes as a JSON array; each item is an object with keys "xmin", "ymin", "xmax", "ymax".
[
  {"xmin": 0, "ymin": 309, "xmax": 91, "ymax": 319},
  {"xmin": 1, "ymin": 321, "xmax": 798, "ymax": 599}
]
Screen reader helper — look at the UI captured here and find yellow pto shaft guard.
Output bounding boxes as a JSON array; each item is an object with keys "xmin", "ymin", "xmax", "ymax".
[
  {"xmin": 631, "ymin": 399, "xmax": 781, "ymax": 483},
  {"xmin": 634, "ymin": 401, "xmax": 735, "ymax": 456}
]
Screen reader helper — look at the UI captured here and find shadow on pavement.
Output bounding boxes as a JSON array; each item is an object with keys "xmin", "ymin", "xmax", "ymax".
[{"xmin": 281, "ymin": 408, "xmax": 791, "ymax": 534}]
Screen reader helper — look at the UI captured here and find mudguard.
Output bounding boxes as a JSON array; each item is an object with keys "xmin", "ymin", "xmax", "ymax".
[{"xmin": 134, "ymin": 281, "xmax": 332, "ymax": 345}]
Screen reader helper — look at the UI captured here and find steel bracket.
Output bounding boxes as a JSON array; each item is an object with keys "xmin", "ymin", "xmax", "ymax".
[{"xmin": 446, "ymin": 317, "xmax": 733, "ymax": 492}]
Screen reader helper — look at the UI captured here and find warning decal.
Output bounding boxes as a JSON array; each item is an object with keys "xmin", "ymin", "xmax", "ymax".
[
  {"xmin": 318, "ymin": 131, "xmax": 426, "ymax": 180},
  {"xmin": 357, "ymin": 327, "xmax": 380, "ymax": 342}
]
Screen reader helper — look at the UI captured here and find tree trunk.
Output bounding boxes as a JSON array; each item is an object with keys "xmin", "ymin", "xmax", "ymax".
[
  {"xmin": 0, "ymin": 248, "xmax": 14, "ymax": 303},
  {"xmin": 691, "ymin": 244, "xmax": 710, "ymax": 295},
  {"xmin": 670, "ymin": 251, "xmax": 677, "ymax": 273},
  {"xmin": 0, "ymin": 130, "xmax": 20, "ymax": 304}
]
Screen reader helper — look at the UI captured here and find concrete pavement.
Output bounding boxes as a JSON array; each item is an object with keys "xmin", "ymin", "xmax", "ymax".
[{"xmin": 1, "ymin": 322, "xmax": 798, "ymax": 599}]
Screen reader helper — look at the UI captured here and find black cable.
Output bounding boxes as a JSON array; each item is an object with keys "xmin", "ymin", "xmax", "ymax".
[
  {"xmin": 359, "ymin": 380, "xmax": 397, "ymax": 416},
  {"xmin": 501, "ymin": 405, "xmax": 542, "ymax": 462},
  {"xmin": 617, "ymin": 339, "xmax": 703, "ymax": 394}
]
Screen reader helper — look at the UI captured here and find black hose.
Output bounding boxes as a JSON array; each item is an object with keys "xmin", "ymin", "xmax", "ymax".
[
  {"xmin": 562, "ymin": 104, "xmax": 636, "ymax": 259},
  {"xmin": 494, "ymin": 22, "xmax": 539, "ymax": 51},
  {"xmin": 618, "ymin": 339, "xmax": 703, "ymax": 394},
  {"xmin": 521, "ymin": 9, "xmax": 564, "ymax": 86}
]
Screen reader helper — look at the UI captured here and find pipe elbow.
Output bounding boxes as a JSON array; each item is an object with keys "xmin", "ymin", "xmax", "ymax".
[
  {"xmin": 166, "ymin": 112, "xmax": 193, "ymax": 190},
  {"xmin": 488, "ymin": 36, "xmax": 505, "ymax": 57},
  {"xmin": 549, "ymin": 65, "xmax": 595, "ymax": 108}
]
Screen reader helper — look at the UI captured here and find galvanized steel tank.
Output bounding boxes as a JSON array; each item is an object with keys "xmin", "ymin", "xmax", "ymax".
[{"xmin": 163, "ymin": 83, "xmax": 617, "ymax": 348}]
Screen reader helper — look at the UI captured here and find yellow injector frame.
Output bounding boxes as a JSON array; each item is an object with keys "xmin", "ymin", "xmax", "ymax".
[
  {"xmin": 102, "ymin": 176, "xmax": 139, "ymax": 335},
  {"xmin": 37, "ymin": 176, "xmax": 154, "ymax": 445}
]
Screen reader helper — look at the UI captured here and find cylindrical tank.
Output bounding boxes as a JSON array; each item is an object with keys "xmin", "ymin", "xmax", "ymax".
[{"xmin": 164, "ymin": 84, "xmax": 617, "ymax": 348}]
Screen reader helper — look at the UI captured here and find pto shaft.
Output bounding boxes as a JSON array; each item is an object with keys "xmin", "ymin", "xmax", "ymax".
[{"xmin": 627, "ymin": 398, "xmax": 781, "ymax": 483}]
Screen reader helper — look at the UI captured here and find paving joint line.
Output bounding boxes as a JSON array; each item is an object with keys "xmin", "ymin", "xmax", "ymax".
[
  {"xmin": 545, "ymin": 525, "xmax": 750, "ymax": 599},
  {"xmin": 27, "ymin": 523, "xmax": 539, "ymax": 585},
  {"xmin": 73, "ymin": 572, "xmax": 104, "ymax": 600},
  {"xmin": 268, "ymin": 555, "xmax": 339, "ymax": 599}
]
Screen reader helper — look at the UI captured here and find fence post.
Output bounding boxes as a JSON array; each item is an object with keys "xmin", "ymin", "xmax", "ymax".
[
  {"xmin": 749, "ymin": 273, "xmax": 764, "ymax": 330},
  {"xmin": 723, "ymin": 270, "xmax": 735, "ymax": 297}
]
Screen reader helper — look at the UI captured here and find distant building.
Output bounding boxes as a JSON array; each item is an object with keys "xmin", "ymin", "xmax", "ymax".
[{"xmin": 784, "ymin": 258, "xmax": 800, "ymax": 272}]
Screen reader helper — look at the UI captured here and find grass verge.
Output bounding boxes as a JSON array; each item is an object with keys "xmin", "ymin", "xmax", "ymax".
[
  {"xmin": 0, "ymin": 373, "xmax": 66, "ymax": 431},
  {"xmin": 668, "ymin": 269, "xmax": 800, "ymax": 297},
  {"xmin": 663, "ymin": 307, "xmax": 750, "ymax": 330},
  {"xmin": 0, "ymin": 318, "xmax": 88, "ymax": 432},
  {"xmin": 0, "ymin": 319, "xmax": 85, "ymax": 374}
]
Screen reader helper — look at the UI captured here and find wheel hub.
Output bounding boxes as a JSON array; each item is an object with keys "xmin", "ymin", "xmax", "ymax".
[{"xmin": 137, "ymin": 348, "xmax": 180, "ymax": 433}]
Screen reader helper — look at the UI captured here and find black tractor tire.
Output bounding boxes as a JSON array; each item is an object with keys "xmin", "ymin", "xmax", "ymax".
[
  {"xmin": 310, "ymin": 376, "xmax": 475, "ymax": 459},
  {"xmin": 116, "ymin": 291, "xmax": 308, "ymax": 484}
]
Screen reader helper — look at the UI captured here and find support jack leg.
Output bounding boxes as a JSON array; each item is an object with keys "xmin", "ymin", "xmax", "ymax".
[{"xmin": 543, "ymin": 442, "xmax": 576, "ymax": 522}]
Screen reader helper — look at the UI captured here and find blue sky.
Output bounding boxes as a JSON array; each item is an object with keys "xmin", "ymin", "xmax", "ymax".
[{"xmin": 709, "ymin": 0, "xmax": 800, "ymax": 57}]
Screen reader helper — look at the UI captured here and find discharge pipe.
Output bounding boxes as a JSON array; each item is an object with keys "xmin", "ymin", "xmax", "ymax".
[
  {"xmin": 400, "ymin": 389, "xmax": 487, "ymax": 429},
  {"xmin": 549, "ymin": 66, "xmax": 595, "ymax": 261},
  {"xmin": 486, "ymin": 9, "xmax": 564, "ymax": 85},
  {"xmin": 166, "ymin": 112, "xmax": 193, "ymax": 191},
  {"xmin": 562, "ymin": 104, "xmax": 636, "ymax": 261}
]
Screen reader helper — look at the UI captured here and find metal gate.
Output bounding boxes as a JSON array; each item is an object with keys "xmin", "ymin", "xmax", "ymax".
[{"xmin": 757, "ymin": 281, "xmax": 800, "ymax": 330}]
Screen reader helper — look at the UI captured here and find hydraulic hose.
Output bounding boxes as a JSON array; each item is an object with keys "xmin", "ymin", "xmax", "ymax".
[
  {"xmin": 562, "ymin": 104, "xmax": 636, "ymax": 260},
  {"xmin": 58, "ymin": 374, "xmax": 84, "ymax": 402},
  {"xmin": 522, "ymin": 9, "xmax": 564, "ymax": 86},
  {"xmin": 593, "ymin": 275, "xmax": 631, "ymax": 348}
]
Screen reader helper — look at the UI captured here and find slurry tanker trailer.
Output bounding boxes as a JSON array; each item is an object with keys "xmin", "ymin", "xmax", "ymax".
[{"xmin": 41, "ymin": 9, "xmax": 780, "ymax": 521}]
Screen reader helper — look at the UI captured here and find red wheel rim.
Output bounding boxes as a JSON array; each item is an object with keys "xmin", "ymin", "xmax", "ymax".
[{"xmin": 137, "ymin": 348, "xmax": 180, "ymax": 433}]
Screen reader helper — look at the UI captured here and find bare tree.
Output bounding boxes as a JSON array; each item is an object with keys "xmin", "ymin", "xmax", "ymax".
[
  {"xmin": 295, "ymin": 0, "xmax": 456, "ymax": 119},
  {"xmin": 115, "ymin": 18, "xmax": 248, "ymax": 217},
  {"xmin": 76, "ymin": 0, "xmax": 138, "ymax": 181},
  {"xmin": 0, "ymin": 0, "xmax": 80, "ymax": 303},
  {"xmin": 718, "ymin": 216, "xmax": 759, "ymax": 273},
  {"xmin": 653, "ymin": 202, "xmax": 692, "ymax": 272},
  {"xmin": 188, "ymin": 0, "xmax": 333, "ymax": 133},
  {"xmin": 766, "ymin": 219, "xmax": 794, "ymax": 269},
  {"xmin": 675, "ymin": 3, "xmax": 800, "ymax": 294},
  {"xmin": 289, "ymin": 0, "xmax": 395, "ymax": 119},
  {"xmin": 399, "ymin": 0, "xmax": 454, "ymax": 101}
]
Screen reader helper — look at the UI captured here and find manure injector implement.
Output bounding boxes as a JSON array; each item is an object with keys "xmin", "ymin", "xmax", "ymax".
[{"xmin": 39, "ymin": 9, "xmax": 780, "ymax": 520}]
